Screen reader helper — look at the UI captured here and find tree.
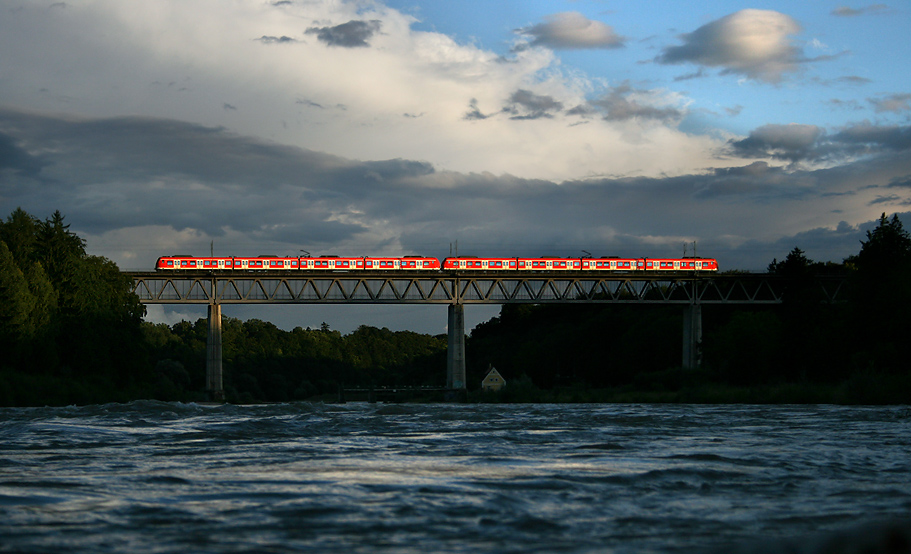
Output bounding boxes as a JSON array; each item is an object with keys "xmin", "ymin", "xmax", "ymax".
[
  {"xmin": 768, "ymin": 247, "xmax": 812, "ymax": 276},
  {"xmin": 0, "ymin": 241, "xmax": 34, "ymax": 344},
  {"xmin": 846, "ymin": 213, "xmax": 911, "ymax": 274},
  {"xmin": 844, "ymin": 213, "xmax": 911, "ymax": 373},
  {"xmin": 0, "ymin": 208, "xmax": 40, "ymax": 266}
]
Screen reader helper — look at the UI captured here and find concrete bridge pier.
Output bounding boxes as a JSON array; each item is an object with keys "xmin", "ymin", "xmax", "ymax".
[
  {"xmin": 447, "ymin": 303, "xmax": 466, "ymax": 389},
  {"xmin": 682, "ymin": 302, "xmax": 702, "ymax": 369},
  {"xmin": 206, "ymin": 303, "xmax": 225, "ymax": 401}
]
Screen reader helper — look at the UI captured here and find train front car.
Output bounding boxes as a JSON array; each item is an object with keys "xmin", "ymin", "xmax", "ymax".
[
  {"xmin": 641, "ymin": 258, "xmax": 719, "ymax": 271},
  {"xmin": 155, "ymin": 255, "xmax": 216, "ymax": 270},
  {"xmin": 155, "ymin": 256, "xmax": 179, "ymax": 270}
]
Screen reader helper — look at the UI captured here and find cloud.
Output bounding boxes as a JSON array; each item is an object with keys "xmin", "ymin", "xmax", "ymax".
[
  {"xmin": 256, "ymin": 35, "xmax": 297, "ymax": 44},
  {"xmin": 887, "ymin": 175, "xmax": 911, "ymax": 189},
  {"xmin": 727, "ymin": 121, "xmax": 911, "ymax": 164},
  {"xmin": 831, "ymin": 123, "xmax": 911, "ymax": 151},
  {"xmin": 656, "ymin": 9, "xmax": 804, "ymax": 83},
  {"xmin": 0, "ymin": 0, "xmax": 756, "ymax": 182},
  {"xmin": 503, "ymin": 90, "xmax": 564, "ymax": 120},
  {"xmin": 5, "ymin": 109, "xmax": 911, "ymax": 278},
  {"xmin": 0, "ymin": 133, "xmax": 45, "ymax": 177},
  {"xmin": 463, "ymin": 98, "xmax": 489, "ymax": 121},
  {"xmin": 869, "ymin": 93, "xmax": 911, "ymax": 113},
  {"xmin": 306, "ymin": 20, "xmax": 382, "ymax": 48},
  {"xmin": 831, "ymin": 4, "xmax": 890, "ymax": 17},
  {"xmin": 517, "ymin": 12, "xmax": 624, "ymax": 50},
  {"xmin": 834, "ymin": 75, "xmax": 873, "ymax": 85},
  {"xmin": 729, "ymin": 124, "xmax": 825, "ymax": 161},
  {"xmin": 587, "ymin": 83, "xmax": 684, "ymax": 123}
]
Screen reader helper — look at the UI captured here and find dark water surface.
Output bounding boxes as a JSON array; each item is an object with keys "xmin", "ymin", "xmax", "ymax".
[{"xmin": 1, "ymin": 402, "xmax": 909, "ymax": 553}]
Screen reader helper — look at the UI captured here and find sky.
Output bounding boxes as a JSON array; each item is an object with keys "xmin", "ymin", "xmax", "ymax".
[{"xmin": 2, "ymin": 0, "xmax": 910, "ymax": 335}]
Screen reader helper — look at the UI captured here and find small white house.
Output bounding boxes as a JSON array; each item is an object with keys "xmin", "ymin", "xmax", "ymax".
[{"xmin": 481, "ymin": 366, "xmax": 506, "ymax": 392}]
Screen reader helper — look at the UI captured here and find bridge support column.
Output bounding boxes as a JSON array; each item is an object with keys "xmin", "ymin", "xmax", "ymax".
[
  {"xmin": 206, "ymin": 303, "xmax": 225, "ymax": 401},
  {"xmin": 682, "ymin": 302, "xmax": 702, "ymax": 369},
  {"xmin": 447, "ymin": 303, "xmax": 466, "ymax": 389}
]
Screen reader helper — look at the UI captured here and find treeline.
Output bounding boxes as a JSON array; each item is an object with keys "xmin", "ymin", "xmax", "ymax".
[
  {"xmin": 143, "ymin": 319, "xmax": 447, "ymax": 404},
  {"xmin": 1, "ymin": 209, "xmax": 146, "ymax": 405},
  {"xmin": 2, "ymin": 208, "xmax": 911, "ymax": 405}
]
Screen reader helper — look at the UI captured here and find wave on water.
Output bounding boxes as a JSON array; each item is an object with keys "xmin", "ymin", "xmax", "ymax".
[{"xmin": 1, "ymin": 402, "xmax": 909, "ymax": 554}]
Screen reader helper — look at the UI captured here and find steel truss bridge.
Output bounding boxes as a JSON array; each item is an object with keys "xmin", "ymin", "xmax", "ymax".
[{"xmin": 128, "ymin": 271, "xmax": 847, "ymax": 400}]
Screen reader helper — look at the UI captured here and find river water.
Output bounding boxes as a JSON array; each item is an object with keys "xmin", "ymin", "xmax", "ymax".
[{"xmin": 1, "ymin": 402, "xmax": 909, "ymax": 553}]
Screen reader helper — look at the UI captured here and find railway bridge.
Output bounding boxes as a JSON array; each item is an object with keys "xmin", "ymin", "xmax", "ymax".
[{"xmin": 128, "ymin": 271, "xmax": 847, "ymax": 400}]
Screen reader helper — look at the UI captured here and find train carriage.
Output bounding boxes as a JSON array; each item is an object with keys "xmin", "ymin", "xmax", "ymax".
[
  {"xmin": 365, "ymin": 256, "xmax": 440, "ymax": 270},
  {"xmin": 442, "ymin": 257, "xmax": 517, "ymax": 270},
  {"xmin": 581, "ymin": 257, "xmax": 638, "ymax": 271}
]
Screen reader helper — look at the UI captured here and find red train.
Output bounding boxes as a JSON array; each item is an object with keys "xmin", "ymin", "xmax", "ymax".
[{"xmin": 155, "ymin": 254, "xmax": 718, "ymax": 272}]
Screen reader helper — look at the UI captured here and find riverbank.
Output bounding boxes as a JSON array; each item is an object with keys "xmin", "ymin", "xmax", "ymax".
[{"xmin": 466, "ymin": 369, "xmax": 911, "ymax": 405}]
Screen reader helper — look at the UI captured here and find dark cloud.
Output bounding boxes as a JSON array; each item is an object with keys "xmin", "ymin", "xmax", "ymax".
[
  {"xmin": 656, "ymin": 9, "xmax": 803, "ymax": 83},
  {"xmin": 305, "ymin": 20, "xmax": 381, "ymax": 48},
  {"xmin": 673, "ymin": 69, "xmax": 708, "ymax": 82},
  {"xmin": 831, "ymin": 123, "xmax": 911, "ymax": 151},
  {"xmin": 886, "ymin": 175, "xmax": 911, "ymax": 189},
  {"xmin": 256, "ymin": 35, "xmax": 297, "ymax": 44},
  {"xmin": 3, "ymin": 109, "xmax": 911, "ymax": 275},
  {"xmin": 588, "ymin": 84, "xmax": 682, "ymax": 122},
  {"xmin": 463, "ymin": 98, "xmax": 489, "ymax": 121},
  {"xmin": 0, "ymin": 132, "xmax": 45, "ymax": 178},
  {"xmin": 517, "ymin": 12, "xmax": 624, "ymax": 50},
  {"xmin": 869, "ymin": 194, "xmax": 903, "ymax": 205},
  {"xmin": 729, "ymin": 124, "xmax": 825, "ymax": 161},
  {"xmin": 728, "ymin": 122, "xmax": 911, "ymax": 164},
  {"xmin": 503, "ymin": 90, "xmax": 563, "ymax": 120}
]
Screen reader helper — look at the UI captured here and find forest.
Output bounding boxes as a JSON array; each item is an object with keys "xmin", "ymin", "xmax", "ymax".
[{"xmin": 2, "ymin": 208, "xmax": 910, "ymax": 406}]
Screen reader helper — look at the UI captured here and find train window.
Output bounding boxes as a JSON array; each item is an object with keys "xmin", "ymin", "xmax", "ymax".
[{"xmin": 510, "ymin": 261, "xmax": 516, "ymax": 267}]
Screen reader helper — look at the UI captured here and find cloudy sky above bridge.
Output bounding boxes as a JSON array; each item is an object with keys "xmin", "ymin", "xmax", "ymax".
[{"xmin": 2, "ymin": 0, "xmax": 911, "ymax": 333}]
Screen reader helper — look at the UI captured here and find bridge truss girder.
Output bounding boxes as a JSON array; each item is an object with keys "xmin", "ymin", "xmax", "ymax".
[{"xmin": 128, "ymin": 272, "xmax": 844, "ymax": 305}]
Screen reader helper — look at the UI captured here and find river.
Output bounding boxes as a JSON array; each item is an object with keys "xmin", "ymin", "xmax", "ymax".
[{"xmin": 1, "ymin": 402, "xmax": 909, "ymax": 553}]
